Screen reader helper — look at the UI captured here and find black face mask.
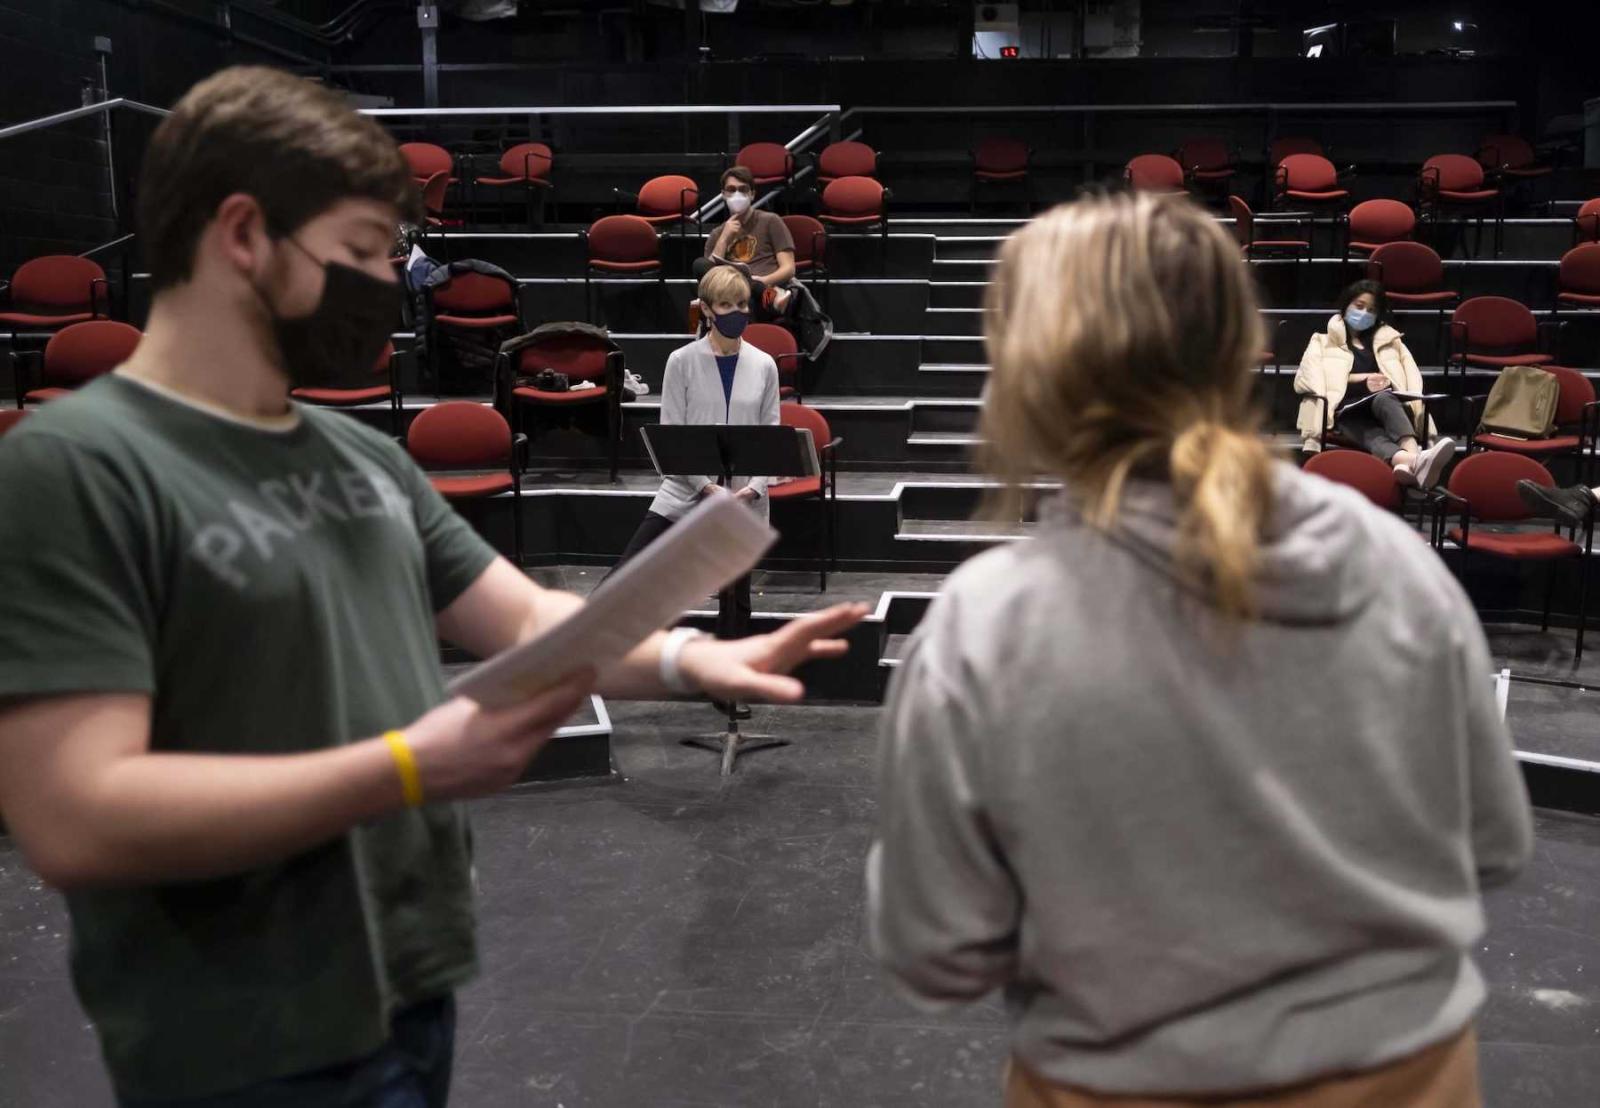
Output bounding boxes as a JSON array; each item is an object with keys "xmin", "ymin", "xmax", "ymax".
[{"xmin": 261, "ymin": 238, "xmax": 399, "ymax": 391}]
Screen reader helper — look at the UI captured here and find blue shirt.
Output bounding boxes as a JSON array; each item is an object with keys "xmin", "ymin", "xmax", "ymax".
[{"xmin": 715, "ymin": 353, "xmax": 739, "ymax": 412}]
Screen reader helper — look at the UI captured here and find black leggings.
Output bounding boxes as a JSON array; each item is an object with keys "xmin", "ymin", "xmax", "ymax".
[
  {"xmin": 604, "ymin": 510, "xmax": 752, "ymax": 639},
  {"xmin": 1336, "ymin": 390, "xmax": 1417, "ymax": 464}
]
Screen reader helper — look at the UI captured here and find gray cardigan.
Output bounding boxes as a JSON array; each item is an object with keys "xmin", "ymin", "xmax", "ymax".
[
  {"xmin": 647, "ymin": 335, "xmax": 781, "ymax": 522},
  {"xmin": 868, "ymin": 462, "xmax": 1531, "ymax": 1096}
]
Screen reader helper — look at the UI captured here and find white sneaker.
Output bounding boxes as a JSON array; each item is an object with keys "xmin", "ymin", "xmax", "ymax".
[
  {"xmin": 1413, "ymin": 437, "xmax": 1456, "ymax": 490},
  {"xmin": 1393, "ymin": 463, "xmax": 1419, "ymax": 487}
]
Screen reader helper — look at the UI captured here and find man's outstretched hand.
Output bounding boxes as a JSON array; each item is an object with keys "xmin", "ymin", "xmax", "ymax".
[{"xmin": 677, "ymin": 603, "xmax": 870, "ymax": 703}]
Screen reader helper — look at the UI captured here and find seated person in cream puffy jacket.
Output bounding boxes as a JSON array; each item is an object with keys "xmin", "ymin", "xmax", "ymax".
[{"xmin": 1294, "ymin": 280, "xmax": 1455, "ymax": 489}]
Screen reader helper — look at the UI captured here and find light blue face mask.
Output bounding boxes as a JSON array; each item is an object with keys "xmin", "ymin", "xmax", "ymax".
[{"xmin": 1344, "ymin": 306, "xmax": 1377, "ymax": 333}]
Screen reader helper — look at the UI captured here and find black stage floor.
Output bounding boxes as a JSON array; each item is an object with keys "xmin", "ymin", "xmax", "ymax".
[{"xmin": 1, "ymin": 696, "xmax": 1597, "ymax": 1106}]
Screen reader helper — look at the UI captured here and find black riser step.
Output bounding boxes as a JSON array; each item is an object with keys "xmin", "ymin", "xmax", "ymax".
[
  {"xmin": 505, "ymin": 278, "xmax": 931, "ymax": 336},
  {"xmin": 931, "ymin": 257, "xmax": 1576, "ymax": 308},
  {"xmin": 426, "ymin": 483, "xmax": 1027, "ymax": 575},
  {"xmin": 420, "ymin": 232, "xmax": 936, "ymax": 280},
  {"xmin": 923, "ymin": 308, "xmax": 983, "ymax": 336},
  {"xmin": 931, "ymin": 222, "xmax": 1587, "ymax": 263}
]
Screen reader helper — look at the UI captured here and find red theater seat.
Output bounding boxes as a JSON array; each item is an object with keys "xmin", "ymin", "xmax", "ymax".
[
  {"xmin": 0, "ymin": 255, "xmax": 110, "ymax": 330},
  {"xmin": 407, "ymin": 401, "xmax": 524, "ymax": 565},
  {"xmin": 16, "ymin": 320, "xmax": 141, "ymax": 407},
  {"xmin": 1557, "ymin": 244, "xmax": 1600, "ymax": 311},
  {"xmin": 507, "ymin": 327, "xmax": 626, "ymax": 482},
  {"xmin": 291, "ymin": 341, "xmax": 402, "ymax": 434},
  {"xmin": 773, "ymin": 403, "xmax": 841, "ymax": 591},
  {"xmin": 816, "ymin": 141, "xmax": 877, "ymax": 187},
  {"xmin": 1345, "ymin": 200, "xmax": 1415, "ymax": 256},
  {"xmin": 1124, "ymin": 154, "xmax": 1186, "ymax": 194},
  {"xmin": 1435, "ymin": 452, "xmax": 1591, "ymax": 658}
]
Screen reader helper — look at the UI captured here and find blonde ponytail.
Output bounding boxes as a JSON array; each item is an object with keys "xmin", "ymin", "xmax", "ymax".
[
  {"xmin": 982, "ymin": 192, "xmax": 1275, "ymax": 619},
  {"xmin": 1169, "ymin": 418, "xmax": 1275, "ymax": 619}
]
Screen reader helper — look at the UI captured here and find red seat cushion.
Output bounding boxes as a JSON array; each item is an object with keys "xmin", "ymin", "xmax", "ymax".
[
  {"xmin": 589, "ymin": 260, "xmax": 661, "ymax": 273},
  {"xmin": 430, "ymin": 473, "xmax": 514, "ymax": 498},
  {"xmin": 1558, "ymin": 292, "xmax": 1600, "ymax": 306},
  {"xmin": 975, "ymin": 169, "xmax": 1028, "ymax": 181},
  {"xmin": 23, "ymin": 387, "xmax": 71, "ymax": 403},
  {"xmin": 1438, "ymin": 189, "xmax": 1498, "ymax": 202},
  {"xmin": 1387, "ymin": 290, "xmax": 1459, "ymax": 304},
  {"xmin": 1464, "ymin": 352, "xmax": 1554, "ymax": 367},
  {"xmin": 637, "ymin": 212, "xmax": 688, "ymax": 225},
  {"xmin": 0, "ymin": 311, "xmax": 97, "ymax": 328},
  {"xmin": 291, "ymin": 385, "xmax": 393, "ymax": 405},
  {"xmin": 1448, "ymin": 528, "xmax": 1580, "ymax": 559},
  {"xmin": 433, "ymin": 313, "xmax": 519, "ymax": 329},
  {"xmin": 1285, "ymin": 189, "xmax": 1349, "ymax": 201},
  {"xmin": 767, "ymin": 476, "xmax": 821, "ymax": 499},
  {"xmin": 1472, "ymin": 433, "xmax": 1582, "ymax": 454},
  {"xmin": 475, "ymin": 175, "xmax": 551, "ymax": 187},
  {"xmin": 1189, "ymin": 168, "xmax": 1234, "ymax": 181},
  {"xmin": 513, "ymin": 385, "xmax": 608, "ymax": 405},
  {"xmin": 817, "ymin": 214, "xmax": 882, "ymax": 225}
]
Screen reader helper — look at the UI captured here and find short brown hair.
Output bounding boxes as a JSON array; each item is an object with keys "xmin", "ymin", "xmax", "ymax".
[
  {"xmin": 138, "ymin": 66, "xmax": 420, "ymax": 291},
  {"xmin": 720, "ymin": 165, "xmax": 755, "ymax": 190}
]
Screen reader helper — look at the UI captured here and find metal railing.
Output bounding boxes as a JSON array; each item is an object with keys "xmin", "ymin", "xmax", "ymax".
[
  {"xmin": 845, "ymin": 100, "xmax": 1518, "ymax": 116},
  {"xmin": 0, "ymin": 98, "xmax": 169, "ymax": 144},
  {"xmin": 357, "ymin": 103, "xmax": 841, "ymax": 159}
]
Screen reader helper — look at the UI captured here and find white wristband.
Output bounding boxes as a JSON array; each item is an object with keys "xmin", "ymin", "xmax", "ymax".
[{"xmin": 659, "ymin": 626, "xmax": 706, "ymax": 695}]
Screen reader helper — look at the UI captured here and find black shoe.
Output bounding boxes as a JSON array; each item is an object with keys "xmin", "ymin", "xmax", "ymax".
[{"xmin": 1516, "ymin": 480, "xmax": 1594, "ymax": 526}]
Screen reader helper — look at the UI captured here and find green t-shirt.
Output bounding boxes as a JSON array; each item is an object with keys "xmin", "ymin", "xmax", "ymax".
[{"xmin": 0, "ymin": 374, "xmax": 499, "ymax": 1099}]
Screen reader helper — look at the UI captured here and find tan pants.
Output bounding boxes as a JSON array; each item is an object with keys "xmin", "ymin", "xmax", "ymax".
[{"xmin": 1004, "ymin": 1027, "xmax": 1481, "ymax": 1108}]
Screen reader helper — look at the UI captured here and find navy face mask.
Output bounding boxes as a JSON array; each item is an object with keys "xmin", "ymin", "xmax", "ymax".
[
  {"xmin": 260, "ymin": 238, "xmax": 399, "ymax": 391},
  {"xmin": 711, "ymin": 308, "xmax": 750, "ymax": 340}
]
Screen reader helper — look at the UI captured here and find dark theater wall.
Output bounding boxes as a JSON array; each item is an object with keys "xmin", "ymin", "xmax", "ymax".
[{"xmin": 0, "ymin": 0, "xmax": 292, "ymax": 276}]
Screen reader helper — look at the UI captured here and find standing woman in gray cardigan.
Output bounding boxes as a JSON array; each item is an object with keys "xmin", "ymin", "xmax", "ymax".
[
  {"xmin": 867, "ymin": 194, "xmax": 1530, "ymax": 1108},
  {"xmin": 604, "ymin": 264, "xmax": 780, "ymax": 637}
]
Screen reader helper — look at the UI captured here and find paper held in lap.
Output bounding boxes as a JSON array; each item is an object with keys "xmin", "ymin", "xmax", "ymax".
[
  {"xmin": 1338, "ymin": 389, "xmax": 1427, "ymax": 415},
  {"xmin": 447, "ymin": 495, "xmax": 778, "ymax": 708}
]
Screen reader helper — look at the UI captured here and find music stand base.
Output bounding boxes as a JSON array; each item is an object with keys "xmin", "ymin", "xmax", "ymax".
[{"xmin": 682, "ymin": 723, "xmax": 790, "ymax": 777}]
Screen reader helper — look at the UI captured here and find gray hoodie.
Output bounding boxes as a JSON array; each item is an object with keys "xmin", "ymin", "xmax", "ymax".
[{"xmin": 866, "ymin": 461, "xmax": 1532, "ymax": 1096}]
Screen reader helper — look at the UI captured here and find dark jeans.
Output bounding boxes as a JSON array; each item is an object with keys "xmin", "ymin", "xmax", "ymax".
[
  {"xmin": 605, "ymin": 509, "xmax": 752, "ymax": 638},
  {"xmin": 118, "ymin": 996, "xmax": 455, "ymax": 1108},
  {"xmin": 1336, "ymin": 389, "xmax": 1417, "ymax": 463}
]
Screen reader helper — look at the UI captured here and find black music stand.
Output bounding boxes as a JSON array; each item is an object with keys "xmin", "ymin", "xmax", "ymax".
[{"xmin": 641, "ymin": 423, "xmax": 821, "ymax": 775}]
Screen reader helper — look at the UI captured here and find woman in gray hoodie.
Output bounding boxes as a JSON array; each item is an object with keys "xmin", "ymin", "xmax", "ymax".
[{"xmin": 866, "ymin": 193, "xmax": 1531, "ymax": 1108}]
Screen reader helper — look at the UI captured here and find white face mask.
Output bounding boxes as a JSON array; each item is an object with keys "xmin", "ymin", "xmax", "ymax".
[{"xmin": 725, "ymin": 191, "xmax": 752, "ymax": 214}]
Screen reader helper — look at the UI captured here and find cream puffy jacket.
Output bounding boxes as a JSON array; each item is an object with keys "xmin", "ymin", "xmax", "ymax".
[{"xmin": 1293, "ymin": 315, "xmax": 1435, "ymax": 451}]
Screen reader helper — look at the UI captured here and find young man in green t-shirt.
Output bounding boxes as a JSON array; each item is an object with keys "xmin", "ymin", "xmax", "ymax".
[{"xmin": 0, "ymin": 67, "xmax": 864, "ymax": 1107}]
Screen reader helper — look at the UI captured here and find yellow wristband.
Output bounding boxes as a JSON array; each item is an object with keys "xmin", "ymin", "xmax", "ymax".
[{"xmin": 383, "ymin": 730, "xmax": 424, "ymax": 808}]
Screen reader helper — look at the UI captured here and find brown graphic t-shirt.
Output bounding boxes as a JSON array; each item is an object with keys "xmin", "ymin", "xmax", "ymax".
[{"xmin": 704, "ymin": 208, "xmax": 795, "ymax": 278}]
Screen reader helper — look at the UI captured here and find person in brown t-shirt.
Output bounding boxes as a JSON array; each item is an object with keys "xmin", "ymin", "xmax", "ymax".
[{"xmin": 697, "ymin": 165, "xmax": 796, "ymax": 321}]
